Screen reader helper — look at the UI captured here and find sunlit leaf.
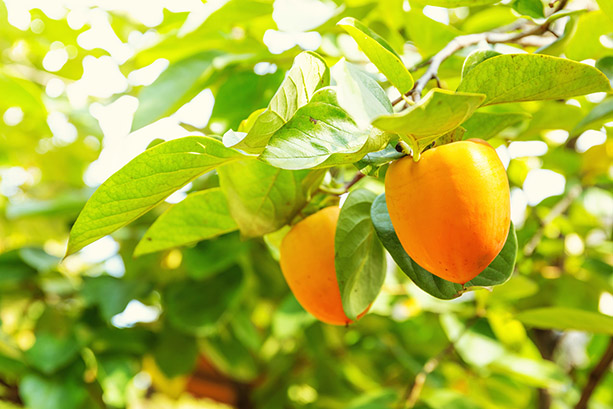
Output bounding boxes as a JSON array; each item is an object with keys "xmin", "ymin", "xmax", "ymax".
[
  {"xmin": 67, "ymin": 137, "xmax": 242, "ymax": 255},
  {"xmin": 218, "ymin": 159, "xmax": 323, "ymax": 237},
  {"xmin": 458, "ymin": 54, "xmax": 612, "ymax": 105},
  {"xmin": 372, "ymin": 89, "xmax": 485, "ymax": 153},
  {"xmin": 260, "ymin": 88, "xmax": 389, "ymax": 169},
  {"xmin": 132, "ymin": 51, "xmax": 220, "ymax": 131},
  {"xmin": 462, "ymin": 111, "xmax": 530, "ymax": 140},
  {"xmin": 224, "ymin": 51, "xmax": 330, "ymax": 153},
  {"xmin": 515, "ymin": 307, "xmax": 613, "ymax": 334},
  {"xmin": 338, "ymin": 17, "xmax": 414, "ymax": 93},
  {"xmin": 134, "ymin": 188, "xmax": 238, "ymax": 255},
  {"xmin": 331, "ymin": 58, "xmax": 393, "ymax": 125}
]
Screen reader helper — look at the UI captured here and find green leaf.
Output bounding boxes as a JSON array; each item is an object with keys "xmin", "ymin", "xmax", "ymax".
[
  {"xmin": 405, "ymin": 10, "xmax": 462, "ymax": 56},
  {"xmin": 218, "ymin": 159, "xmax": 323, "ymax": 238},
  {"xmin": 132, "ymin": 51, "xmax": 220, "ymax": 131},
  {"xmin": 67, "ymin": 136, "xmax": 241, "ymax": 255},
  {"xmin": 409, "ymin": 0, "xmax": 499, "ymax": 6},
  {"xmin": 597, "ymin": 0, "xmax": 613, "ymax": 22},
  {"xmin": 209, "ymin": 69, "xmax": 285, "ymax": 132},
  {"xmin": 457, "ymin": 54, "xmax": 612, "ymax": 105},
  {"xmin": 260, "ymin": 88, "xmax": 389, "ymax": 169},
  {"xmin": 461, "ymin": 50, "xmax": 501, "ymax": 79},
  {"xmin": 596, "ymin": 56, "xmax": 613, "ymax": 86},
  {"xmin": 372, "ymin": 89, "xmax": 485, "ymax": 154},
  {"xmin": 225, "ymin": 51, "xmax": 330, "ymax": 153},
  {"xmin": 183, "ymin": 233, "xmax": 249, "ymax": 280},
  {"xmin": 0, "ymin": 72, "xmax": 46, "ymax": 115},
  {"xmin": 331, "ymin": 58, "xmax": 393, "ymax": 125},
  {"xmin": 337, "ymin": 17, "xmax": 414, "ymax": 94},
  {"xmin": 82, "ymin": 276, "xmax": 150, "ymax": 321},
  {"xmin": 335, "ymin": 189, "xmax": 386, "ymax": 320},
  {"xmin": 25, "ymin": 333, "xmax": 80, "ymax": 374},
  {"xmin": 97, "ymin": 354, "xmax": 140, "ymax": 407},
  {"xmin": 200, "ymin": 327, "xmax": 259, "ymax": 383},
  {"xmin": 153, "ymin": 328, "xmax": 198, "ymax": 378},
  {"xmin": 515, "ymin": 307, "xmax": 613, "ymax": 334},
  {"xmin": 134, "ymin": 188, "xmax": 238, "ymax": 256},
  {"xmin": 571, "ymin": 98, "xmax": 613, "ymax": 136},
  {"xmin": 565, "ymin": 11, "xmax": 613, "ymax": 62},
  {"xmin": 462, "ymin": 111, "xmax": 530, "ymax": 140},
  {"xmin": 511, "ymin": 0, "xmax": 544, "ymax": 19},
  {"xmin": 165, "ymin": 266, "xmax": 244, "ymax": 335},
  {"xmin": 20, "ymin": 373, "xmax": 87, "ymax": 409},
  {"xmin": 355, "ymin": 143, "xmax": 405, "ymax": 177},
  {"xmin": 371, "ymin": 194, "xmax": 517, "ymax": 299}
]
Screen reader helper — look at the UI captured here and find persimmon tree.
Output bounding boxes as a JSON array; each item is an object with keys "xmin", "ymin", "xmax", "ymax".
[{"xmin": 1, "ymin": 0, "xmax": 612, "ymax": 408}]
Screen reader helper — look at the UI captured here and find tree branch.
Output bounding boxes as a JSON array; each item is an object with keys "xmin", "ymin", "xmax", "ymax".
[
  {"xmin": 398, "ymin": 0, "xmax": 569, "ymax": 103},
  {"xmin": 574, "ymin": 337, "xmax": 613, "ymax": 409},
  {"xmin": 399, "ymin": 317, "xmax": 479, "ymax": 409},
  {"xmin": 523, "ymin": 185, "xmax": 582, "ymax": 256}
]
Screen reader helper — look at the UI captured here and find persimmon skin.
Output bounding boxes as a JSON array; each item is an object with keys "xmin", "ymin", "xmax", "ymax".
[
  {"xmin": 280, "ymin": 206, "xmax": 367, "ymax": 325},
  {"xmin": 385, "ymin": 139, "xmax": 510, "ymax": 284}
]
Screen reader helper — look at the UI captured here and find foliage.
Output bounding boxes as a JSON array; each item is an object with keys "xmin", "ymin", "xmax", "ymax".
[{"xmin": 0, "ymin": 0, "xmax": 612, "ymax": 409}]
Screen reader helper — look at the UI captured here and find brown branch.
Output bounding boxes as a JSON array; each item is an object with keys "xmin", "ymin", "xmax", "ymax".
[
  {"xmin": 523, "ymin": 185, "xmax": 582, "ymax": 256},
  {"xmin": 574, "ymin": 337, "xmax": 613, "ymax": 409},
  {"xmin": 399, "ymin": 317, "xmax": 479, "ymax": 409},
  {"xmin": 404, "ymin": 0, "xmax": 568, "ymax": 102},
  {"xmin": 345, "ymin": 172, "xmax": 365, "ymax": 191}
]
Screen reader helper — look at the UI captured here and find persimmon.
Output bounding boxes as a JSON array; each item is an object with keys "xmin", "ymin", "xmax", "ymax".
[
  {"xmin": 280, "ymin": 206, "xmax": 367, "ymax": 325},
  {"xmin": 385, "ymin": 139, "xmax": 510, "ymax": 284}
]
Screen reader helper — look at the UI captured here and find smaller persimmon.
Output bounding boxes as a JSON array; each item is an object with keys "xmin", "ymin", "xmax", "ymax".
[{"xmin": 279, "ymin": 206, "xmax": 368, "ymax": 325}]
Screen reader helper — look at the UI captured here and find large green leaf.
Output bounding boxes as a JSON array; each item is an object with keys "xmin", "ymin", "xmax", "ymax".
[
  {"xmin": 67, "ymin": 137, "xmax": 241, "ymax": 255},
  {"xmin": 224, "ymin": 51, "xmax": 330, "ymax": 153},
  {"xmin": 571, "ymin": 98, "xmax": 613, "ymax": 136},
  {"xmin": 134, "ymin": 188, "xmax": 238, "ymax": 256},
  {"xmin": 457, "ymin": 54, "xmax": 612, "ymax": 105},
  {"xmin": 405, "ymin": 10, "xmax": 462, "ymax": 56},
  {"xmin": 337, "ymin": 17, "xmax": 414, "ymax": 94},
  {"xmin": 515, "ymin": 308, "xmax": 613, "ymax": 334},
  {"xmin": 218, "ymin": 159, "xmax": 323, "ymax": 238},
  {"xmin": 153, "ymin": 328, "xmax": 198, "ymax": 378},
  {"xmin": 20, "ymin": 373, "xmax": 87, "ymax": 409},
  {"xmin": 462, "ymin": 111, "xmax": 530, "ymax": 140},
  {"xmin": 461, "ymin": 50, "xmax": 501, "ymax": 79},
  {"xmin": 372, "ymin": 89, "xmax": 485, "ymax": 154},
  {"xmin": 335, "ymin": 189, "xmax": 386, "ymax": 320},
  {"xmin": 132, "ymin": 51, "xmax": 220, "ymax": 131},
  {"xmin": 596, "ymin": 56, "xmax": 613, "ymax": 86},
  {"xmin": 82, "ymin": 276, "xmax": 150, "ymax": 320},
  {"xmin": 260, "ymin": 88, "xmax": 388, "ymax": 169},
  {"xmin": 165, "ymin": 266, "xmax": 244, "ymax": 335},
  {"xmin": 25, "ymin": 333, "xmax": 80, "ymax": 375},
  {"xmin": 331, "ymin": 58, "xmax": 393, "ymax": 125},
  {"xmin": 371, "ymin": 194, "xmax": 517, "ymax": 299}
]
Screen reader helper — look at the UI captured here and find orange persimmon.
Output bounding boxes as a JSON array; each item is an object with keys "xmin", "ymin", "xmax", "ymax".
[
  {"xmin": 385, "ymin": 139, "xmax": 510, "ymax": 284},
  {"xmin": 280, "ymin": 206, "xmax": 367, "ymax": 325}
]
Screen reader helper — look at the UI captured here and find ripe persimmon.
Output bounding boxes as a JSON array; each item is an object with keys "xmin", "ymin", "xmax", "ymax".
[
  {"xmin": 385, "ymin": 139, "xmax": 510, "ymax": 284},
  {"xmin": 280, "ymin": 206, "xmax": 367, "ymax": 325}
]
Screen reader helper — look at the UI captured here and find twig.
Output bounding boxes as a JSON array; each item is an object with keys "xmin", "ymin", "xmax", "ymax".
[
  {"xmin": 406, "ymin": 0, "xmax": 568, "ymax": 102},
  {"xmin": 574, "ymin": 337, "xmax": 613, "ymax": 409},
  {"xmin": 399, "ymin": 317, "xmax": 479, "ymax": 409},
  {"xmin": 345, "ymin": 172, "xmax": 365, "ymax": 190},
  {"xmin": 523, "ymin": 185, "xmax": 582, "ymax": 256}
]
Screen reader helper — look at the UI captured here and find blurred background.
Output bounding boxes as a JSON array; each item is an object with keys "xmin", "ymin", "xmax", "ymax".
[{"xmin": 0, "ymin": 0, "xmax": 612, "ymax": 408}]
